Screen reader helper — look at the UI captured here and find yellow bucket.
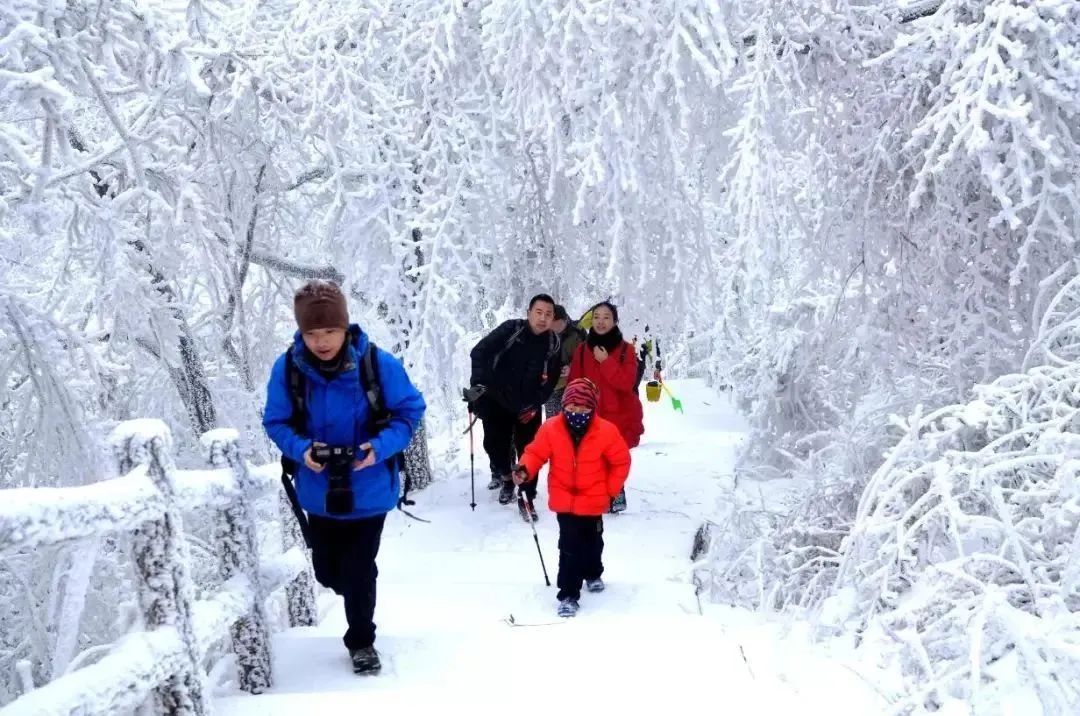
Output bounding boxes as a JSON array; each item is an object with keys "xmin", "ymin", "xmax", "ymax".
[{"xmin": 645, "ymin": 381, "xmax": 662, "ymax": 403}]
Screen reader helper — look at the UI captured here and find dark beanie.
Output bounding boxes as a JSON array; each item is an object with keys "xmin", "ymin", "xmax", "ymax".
[
  {"xmin": 553, "ymin": 304, "xmax": 569, "ymax": 321},
  {"xmin": 294, "ymin": 280, "xmax": 349, "ymax": 332}
]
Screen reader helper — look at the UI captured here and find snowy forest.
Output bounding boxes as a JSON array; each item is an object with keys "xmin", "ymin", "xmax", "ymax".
[{"xmin": 2, "ymin": 0, "xmax": 1079, "ymax": 713}]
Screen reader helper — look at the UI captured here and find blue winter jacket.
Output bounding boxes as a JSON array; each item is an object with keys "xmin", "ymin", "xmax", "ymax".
[{"xmin": 262, "ymin": 325, "xmax": 427, "ymax": 519}]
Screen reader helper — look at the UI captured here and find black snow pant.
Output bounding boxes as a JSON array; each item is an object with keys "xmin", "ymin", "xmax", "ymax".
[
  {"xmin": 556, "ymin": 513, "xmax": 605, "ymax": 601},
  {"xmin": 308, "ymin": 513, "xmax": 386, "ymax": 651},
  {"xmin": 477, "ymin": 398, "xmax": 542, "ymax": 500}
]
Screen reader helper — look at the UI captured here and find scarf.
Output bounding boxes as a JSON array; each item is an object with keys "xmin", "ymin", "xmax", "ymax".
[{"xmin": 586, "ymin": 326, "xmax": 623, "ymax": 352}]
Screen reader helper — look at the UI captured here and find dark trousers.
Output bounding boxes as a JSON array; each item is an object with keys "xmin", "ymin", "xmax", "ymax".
[
  {"xmin": 556, "ymin": 513, "xmax": 604, "ymax": 601},
  {"xmin": 308, "ymin": 513, "xmax": 386, "ymax": 651},
  {"xmin": 477, "ymin": 398, "xmax": 542, "ymax": 499}
]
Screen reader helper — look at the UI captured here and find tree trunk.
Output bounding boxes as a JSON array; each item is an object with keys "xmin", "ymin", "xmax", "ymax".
[{"xmin": 130, "ymin": 237, "xmax": 218, "ymax": 436}]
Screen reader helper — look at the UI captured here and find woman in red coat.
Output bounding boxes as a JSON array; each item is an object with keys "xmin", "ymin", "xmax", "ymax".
[
  {"xmin": 567, "ymin": 302, "xmax": 643, "ymax": 512},
  {"xmin": 514, "ymin": 379, "xmax": 631, "ymax": 617}
]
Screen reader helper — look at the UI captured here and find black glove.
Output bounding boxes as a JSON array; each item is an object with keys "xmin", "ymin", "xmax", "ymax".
[{"xmin": 463, "ymin": 384, "xmax": 487, "ymax": 404}]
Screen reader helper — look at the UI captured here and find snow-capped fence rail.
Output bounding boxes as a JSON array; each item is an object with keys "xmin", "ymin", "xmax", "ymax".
[{"xmin": 0, "ymin": 420, "xmax": 317, "ymax": 716}]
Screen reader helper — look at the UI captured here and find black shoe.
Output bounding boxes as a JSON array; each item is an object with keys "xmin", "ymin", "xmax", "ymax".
[
  {"xmin": 498, "ymin": 481, "xmax": 516, "ymax": 505},
  {"xmin": 487, "ymin": 472, "xmax": 503, "ymax": 490},
  {"xmin": 350, "ymin": 646, "xmax": 381, "ymax": 675}
]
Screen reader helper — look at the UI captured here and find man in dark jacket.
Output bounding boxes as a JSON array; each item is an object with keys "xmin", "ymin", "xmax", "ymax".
[
  {"xmin": 263, "ymin": 281, "xmax": 426, "ymax": 675},
  {"xmin": 467, "ymin": 294, "xmax": 562, "ymax": 510},
  {"xmin": 544, "ymin": 304, "xmax": 587, "ymax": 420}
]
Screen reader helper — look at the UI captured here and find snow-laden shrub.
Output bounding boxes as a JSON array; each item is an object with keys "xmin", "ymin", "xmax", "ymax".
[
  {"xmin": 821, "ymin": 294, "xmax": 1080, "ymax": 711},
  {"xmin": 704, "ymin": 272, "xmax": 1080, "ymax": 712}
]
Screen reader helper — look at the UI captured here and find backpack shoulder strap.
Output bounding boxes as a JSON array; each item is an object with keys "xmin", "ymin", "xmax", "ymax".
[
  {"xmin": 284, "ymin": 345, "xmax": 306, "ymax": 430},
  {"xmin": 361, "ymin": 343, "xmax": 427, "ymax": 520},
  {"xmin": 492, "ymin": 320, "xmax": 526, "ymax": 370},
  {"xmin": 279, "ymin": 346, "xmax": 310, "ymax": 541},
  {"xmin": 506, "ymin": 320, "xmax": 526, "ymax": 346},
  {"xmin": 360, "ymin": 342, "xmax": 390, "ymax": 429},
  {"xmin": 548, "ymin": 330, "xmax": 560, "ymax": 361}
]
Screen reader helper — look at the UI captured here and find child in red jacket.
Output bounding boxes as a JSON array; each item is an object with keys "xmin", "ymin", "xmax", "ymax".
[{"xmin": 513, "ymin": 379, "xmax": 631, "ymax": 617}]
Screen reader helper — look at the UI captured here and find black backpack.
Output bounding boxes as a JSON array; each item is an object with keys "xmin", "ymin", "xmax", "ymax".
[{"xmin": 279, "ymin": 340, "xmax": 424, "ymax": 544}]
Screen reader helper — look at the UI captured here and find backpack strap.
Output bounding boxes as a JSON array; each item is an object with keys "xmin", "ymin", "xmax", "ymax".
[
  {"xmin": 361, "ymin": 342, "xmax": 429, "ymax": 523},
  {"xmin": 540, "ymin": 330, "xmax": 561, "ymax": 384},
  {"xmin": 282, "ymin": 344, "xmax": 309, "ymax": 471},
  {"xmin": 285, "ymin": 345, "xmax": 306, "ymax": 432},
  {"xmin": 280, "ymin": 345, "xmax": 312, "ymax": 547},
  {"xmin": 360, "ymin": 342, "xmax": 390, "ymax": 432},
  {"xmin": 491, "ymin": 320, "xmax": 526, "ymax": 371}
]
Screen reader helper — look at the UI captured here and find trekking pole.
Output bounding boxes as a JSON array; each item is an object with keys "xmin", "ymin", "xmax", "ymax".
[
  {"xmin": 521, "ymin": 498, "xmax": 551, "ymax": 587},
  {"xmin": 467, "ymin": 407, "xmax": 477, "ymax": 511}
]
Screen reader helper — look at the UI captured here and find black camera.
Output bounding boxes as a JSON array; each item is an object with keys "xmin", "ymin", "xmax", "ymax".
[{"xmin": 312, "ymin": 444, "xmax": 357, "ymax": 515}]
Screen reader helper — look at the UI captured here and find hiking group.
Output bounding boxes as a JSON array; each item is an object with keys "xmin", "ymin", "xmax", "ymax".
[{"xmin": 263, "ymin": 281, "xmax": 649, "ymax": 675}]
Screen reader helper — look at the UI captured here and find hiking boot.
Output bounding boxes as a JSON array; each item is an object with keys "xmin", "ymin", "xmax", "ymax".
[
  {"xmin": 349, "ymin": 646, "xmax": 381, "ymax": 675},
  {"xmin": 557, "ymin": 598, "xmax": 579, "ymax": 618},
  {"xmin": 498, "ymin": 480, "xmax": 516, "ymax": 505},
  {"xmin": 487, "ymin": 472, "xmax": 503, "ymax": 490},
  {"xmin": 586, "ymin": 578, "xmax": 605, "ymax": 593},
  {"xmin": 518, "ymin": 495, "xmax": 539, "ymax": 522}
]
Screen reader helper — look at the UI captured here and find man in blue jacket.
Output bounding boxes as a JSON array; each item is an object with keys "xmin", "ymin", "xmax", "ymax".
[{"xmin": 263, "ymin": 280, "xmax": 426, "ymax": 675}]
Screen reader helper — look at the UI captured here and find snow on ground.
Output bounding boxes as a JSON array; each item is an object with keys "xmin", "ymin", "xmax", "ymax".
[{"xmin": 214, "ymin": 380, "xmax": 890, "ymax": 713}]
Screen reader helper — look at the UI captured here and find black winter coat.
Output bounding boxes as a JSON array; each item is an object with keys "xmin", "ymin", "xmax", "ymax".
[{"xmin": 470, "ymin": 319, "xmax": 562, "ymax": 413}]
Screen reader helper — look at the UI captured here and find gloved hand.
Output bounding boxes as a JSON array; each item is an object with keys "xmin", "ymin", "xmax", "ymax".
[
  {"xmin": 511, "ymin": 465, "xmax": 530, "ymax": 485},
  {"xmin": 517, "ymin": 406, "xmax": 538, "ymax": 424},
  {"xmin": 462, "ymin": 384, "xmax": 487, "ymax": 404}
]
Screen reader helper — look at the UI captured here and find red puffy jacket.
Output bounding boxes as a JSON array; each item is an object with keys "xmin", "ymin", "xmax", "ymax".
[
  {"xmin": 568, "ymin": 341, "xmax": 644, "ymax": 448},
  {"xmin": 519, "ymin": 415, "xmax": 631, "ymax": 516}
]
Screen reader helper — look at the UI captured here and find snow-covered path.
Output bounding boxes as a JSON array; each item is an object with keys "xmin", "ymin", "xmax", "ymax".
[{"xmin": 215, "ymin": 381, "xmax": 888, "ymax": 713}]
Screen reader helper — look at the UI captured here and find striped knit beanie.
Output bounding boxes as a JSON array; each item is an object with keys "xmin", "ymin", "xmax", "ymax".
[{"xmin": 562, "ymin": 378, "xmax": 599, "ymax": 410}]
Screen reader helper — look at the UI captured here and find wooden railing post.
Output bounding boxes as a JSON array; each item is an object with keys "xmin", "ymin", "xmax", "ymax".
[
  {"xmin": 203, "ymin": 430, "xmax": 273, "ymax": 694},
  {"xmin": 111, "ymin": 420, "xmax": 208, "ymax": 716},
  {"xmin": 403, "ymin": 418, "xmax": 433, "ymax": 492},
  {"xmin": 277, "ymin": 475, "xmax": 317, "ymax": 627}
]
